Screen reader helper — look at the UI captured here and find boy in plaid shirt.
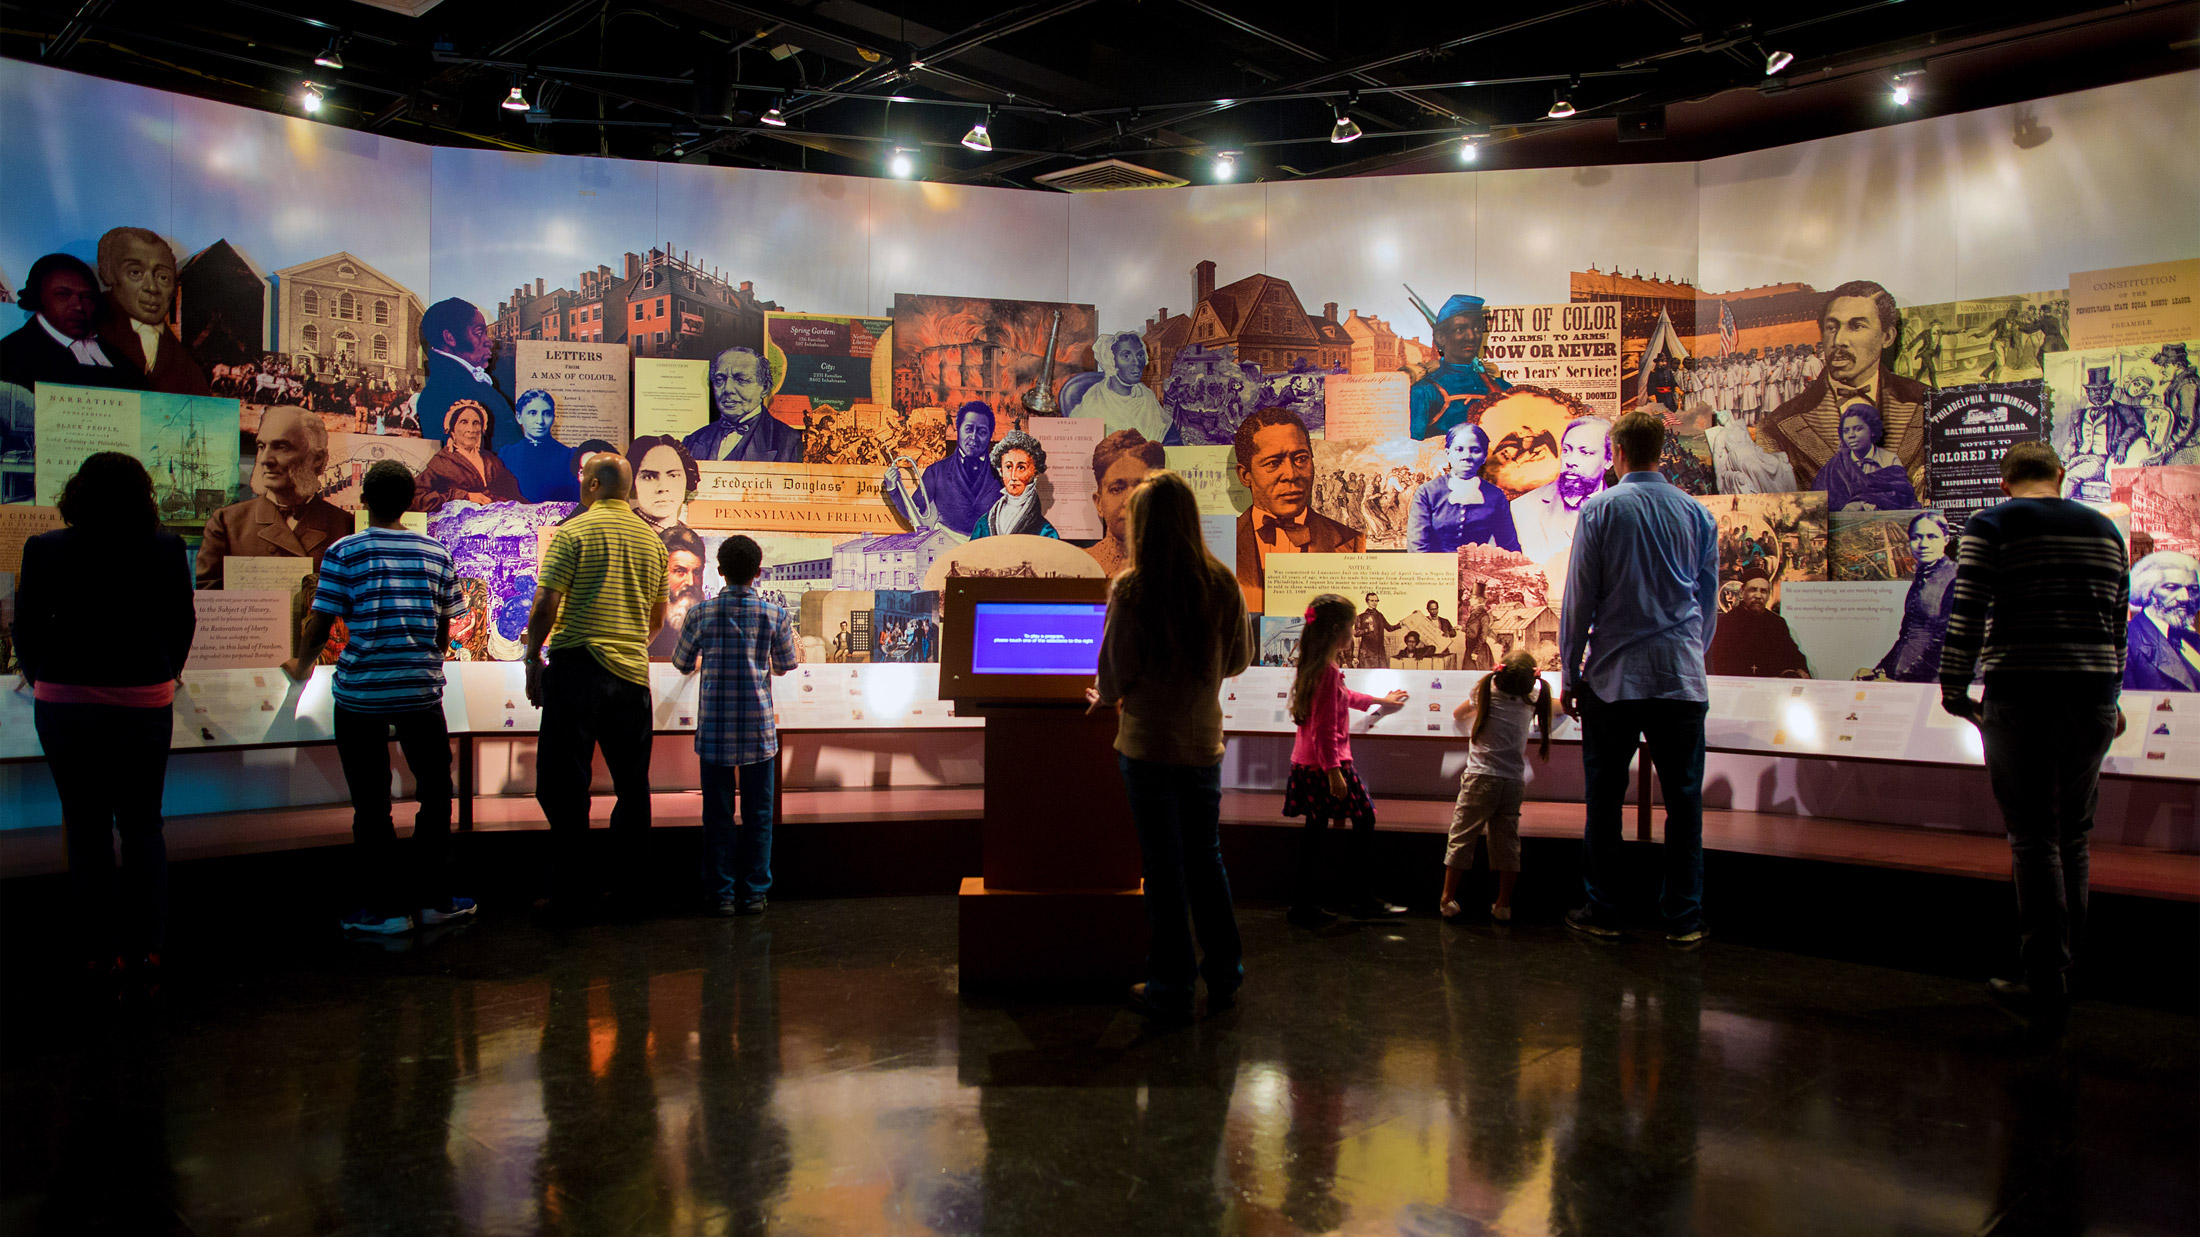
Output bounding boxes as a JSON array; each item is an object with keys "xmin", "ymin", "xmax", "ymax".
[{"xmin": 672, "ymin": 535, "xmax": 801, "ymax": 915}]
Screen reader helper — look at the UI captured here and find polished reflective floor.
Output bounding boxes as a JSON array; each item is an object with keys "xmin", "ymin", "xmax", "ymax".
[{"xmin": 3, "ymin": 895, "xmax": 2193, "ymax": 1235}]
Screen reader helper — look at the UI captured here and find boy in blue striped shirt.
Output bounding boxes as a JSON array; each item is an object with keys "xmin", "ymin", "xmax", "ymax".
[
  {"xmin": 292, "ymin": 459, "xmax": 471, "ymax": 935},
  {"xmin": 672, "ymin": 534, "xmax": 801, "ymax": 915}
]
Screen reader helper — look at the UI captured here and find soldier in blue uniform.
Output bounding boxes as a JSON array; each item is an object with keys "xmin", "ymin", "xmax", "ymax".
[{"xmin": 1405, "ymin": 291, "xmax": 1513, "ymax": 441}]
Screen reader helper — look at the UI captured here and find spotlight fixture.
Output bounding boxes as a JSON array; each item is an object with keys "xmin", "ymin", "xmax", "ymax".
[
  {"xmin": 1547, "ymin": 79, "xmax": 1578, "ymax": 120},
  {"xmin": 1891, "ymin": 62, "xmax": 1925, "ymax": 107},
  {"xmin": 760, "ymin": 97, "xmax": 787, "ymax": 127},
  {"xmin": 961, "ymin": 108, "xmax": 993, "ymax": 152},
  {"xmin": 300, "ymin": 80, "xmax": 325, "ymax": 113},
  {"xmin": 1458, "ymin": 136, "xmax": 1478, "ymax": 164},
  {"xmin": 1762, "ymin": 47, "xmax": 1793, "ymax": 76},
  {"xmin": 314, "ymin": 36, "xmax": 345, "ymax": 70},
  {"xmin": 888, "ymin": 147, "xmax": 915, "ymax": 178},
  {"xmin": 1214, "ymin": 149, "xmax": 1240, "ymax": 180},
  {"xmin": 1329, "ymin": 96, "xmax": 1362, "ymax": 145},
  {"xmin": 502, "ymin": 83, "xmax": 531, "ymax": 112}
]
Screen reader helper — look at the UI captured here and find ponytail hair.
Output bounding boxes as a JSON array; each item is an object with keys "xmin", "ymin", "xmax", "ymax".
[
  {"xmin": 1491, "ymin": 650, "xmax": 1539, "ymax": 697},
  {"xmin": 1287, "ymin": 593, "xmax": 1357, "ymax": 727}
]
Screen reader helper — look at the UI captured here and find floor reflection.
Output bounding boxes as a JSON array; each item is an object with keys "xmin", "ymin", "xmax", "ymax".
[
  {"xmin": 1, "ymin": 896, "xmax": 2192, "ymax": 1236},
  {"xmin": 1552, "ymin": 950, "xmax": 1700, "ymax": 1235},
  {"xmin": 341, "ymin": 976, "xmax": 461, "ymax": 1236},
  {"xmin": 538, "ymin": 939, "xmax": 669, "ymax": 1234},
  {"xmin": 688, "ymin": 926, "xmax": 790, "ymax": 1237}
]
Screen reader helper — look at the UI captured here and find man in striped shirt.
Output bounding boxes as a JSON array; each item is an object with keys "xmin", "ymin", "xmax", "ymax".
[
  {"xmin": 292, "ymin": 459, "xmax": 470, "ymax": 935},
  {"xmin": 672, "ymin": 535, "xmax": 802, "ymax": 915},
  {"xmin": 524, "ymin": 454, "xmax": 669, "ymax": 917},
  {"xmin": 1939, "ymin": 441, "xmax": 2128, "ymax": 1028}
]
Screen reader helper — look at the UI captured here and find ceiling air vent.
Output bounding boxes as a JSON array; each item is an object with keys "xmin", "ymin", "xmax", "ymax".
[{"xmin": 1033, "ymin": 159, "xmax": 1189, "ymax": 192}]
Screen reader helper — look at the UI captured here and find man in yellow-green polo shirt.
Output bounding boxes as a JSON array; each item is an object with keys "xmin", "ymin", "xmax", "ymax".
[{"xmin": 524, "ymin": 454, "xmax": 668, "ymax": 917}]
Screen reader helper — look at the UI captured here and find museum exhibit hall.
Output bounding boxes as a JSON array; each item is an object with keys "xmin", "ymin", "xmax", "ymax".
[{"xmin": 0, "ymin": 0, "xmax": 2196, "ymax": 1232}]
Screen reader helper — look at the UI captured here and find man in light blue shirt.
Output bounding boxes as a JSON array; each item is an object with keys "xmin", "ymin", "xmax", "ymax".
[{"xmin": 1558, "ymin": 409, "xmax": 1721, "ymax": 942}]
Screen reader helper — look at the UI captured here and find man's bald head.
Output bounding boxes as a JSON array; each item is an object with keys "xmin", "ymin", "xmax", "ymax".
[
  {"xmin": 261, "ymin": 405, "xmax": 328, "ymax": 458},
  {"xmin": 582, "ymin": 454, "xmax": 632, "ymax": 501},
  {"xmin": 251, "ymin": 406, "xmax": 330, "ymax": 506}
]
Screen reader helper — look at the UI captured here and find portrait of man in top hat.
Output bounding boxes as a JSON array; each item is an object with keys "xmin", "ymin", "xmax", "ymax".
[
  {"xmin": 1405, "ymin": 290, "xmax": 1513, "ymax": 442},
  {"xmin": 2154, "ymin": 342, "xmax": 2197, "ymax": 458},
  {"xmin": 1233, "ymin": 406, "xmax": 1362, "ymax": 612},
  {"xmin": 2062, "ymin": 364, "xmax": 2147, "ymax": 500},
  {"xmin": 94, "ymin": 226, "xmax": 209, "ymax": 396},
  {"xmin": 1758, "ymin": 280, "xmax": 1930, "ymax": 494}
]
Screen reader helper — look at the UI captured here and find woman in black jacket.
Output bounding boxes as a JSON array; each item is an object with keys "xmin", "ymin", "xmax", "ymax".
[{"xmin": 12, "ymin": 452, "xmax": 195, "ymax": 981}]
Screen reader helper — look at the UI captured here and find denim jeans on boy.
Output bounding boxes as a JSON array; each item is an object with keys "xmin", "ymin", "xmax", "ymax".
[
  {"xmin": 700, "ymin": 758, "xmax": 775, "ymax": 905},
  {"xmin": 1577, "ymin": 686, "xmax": 1708, "ymax": 930},
  {"xmin": 1980, "ymin": 697, "xmax": 2118, "ymax": 999},
  {"xmin": 1117, "ymin": 754, "xmax": 1243, "ymax": 1006}
]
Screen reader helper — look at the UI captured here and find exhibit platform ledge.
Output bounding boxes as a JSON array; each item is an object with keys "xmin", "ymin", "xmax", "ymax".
[{"xmin": 1, "ymin": 788, "xmax": 2192, "ymax": 903}]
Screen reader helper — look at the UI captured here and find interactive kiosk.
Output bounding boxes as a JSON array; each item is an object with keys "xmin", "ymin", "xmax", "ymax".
[{"xmin": 938, "ymin": 576, "xmax": 1146, "ymax": 990}]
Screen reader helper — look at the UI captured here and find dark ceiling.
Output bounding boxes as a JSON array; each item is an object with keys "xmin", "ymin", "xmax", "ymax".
[{"xmin": 4, "ymin": 0, "xmax": 2195, "ymax": 186}]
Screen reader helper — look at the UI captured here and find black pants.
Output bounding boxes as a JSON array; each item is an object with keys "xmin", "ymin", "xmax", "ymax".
[
  {"xmin": 1981, "ymin": 697, "xmax": 2118, "ymax": 998},
  {"xmin": 1293, "ymin": 813, "xmax": 1375, "ymax": 911},
  {"xmin": 535, "ymin": 652, "xmax": 654, "ymax": 901},
  {"xmin": 35, "ymin": 700, "xmax": 172, "ymax": 959},
  {"xmin": 333, "ymin": 703, "xmax": 454, "ymax": 914}
]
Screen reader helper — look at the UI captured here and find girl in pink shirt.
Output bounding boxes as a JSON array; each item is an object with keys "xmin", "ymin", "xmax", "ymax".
[{"xmin": 1283, "ymin": 593, "xmax": 1409, "ymax": 926}]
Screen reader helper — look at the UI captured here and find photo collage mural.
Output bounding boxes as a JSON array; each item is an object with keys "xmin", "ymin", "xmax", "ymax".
[{"xmin": 0, "ymin": 58, "xmax": 2196, "ymax": 748}]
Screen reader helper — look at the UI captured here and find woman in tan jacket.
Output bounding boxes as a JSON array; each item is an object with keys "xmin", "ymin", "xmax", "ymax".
[{"xmin": 1091, "ymin": 470, "xmax": 1252, "ymax": 1021}]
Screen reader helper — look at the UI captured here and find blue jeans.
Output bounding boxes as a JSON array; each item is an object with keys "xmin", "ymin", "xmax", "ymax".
[
  {"xmin": 1981, "ymin": 698, "xmax": 2118, "ymax": 997},
  {"xmin": 701, "ymin": 758, "xmax": 775, "ymax": 904},
  {"xmin": 1578, "ymin": 688, "xmax": 1708, "ymax": 930},
  {"xmin": 1117, "ymin": 754, "xmax": 1242, "ymax": 1005}
]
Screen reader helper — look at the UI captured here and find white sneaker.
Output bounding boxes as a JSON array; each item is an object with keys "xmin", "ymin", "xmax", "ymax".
[
  {"xmin": 340, "ymin": 910, "xmax": 413, "ymax": 935},
  {"xmin": 420, "ymin": 897, "xmax": 477, "ymax": 926},
  {"xmin": 1439, "ymin": 899, "xmax": 1463, "ymax": 920},
  {"xmin": 1490, "ymin": 905, "xmax": 1513, "ymax": 922}
]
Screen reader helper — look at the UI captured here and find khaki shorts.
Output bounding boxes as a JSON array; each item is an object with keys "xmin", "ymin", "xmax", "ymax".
[{"xmin": 1448, "ymin": 772, "xmax": 1524, "ymax": 872}]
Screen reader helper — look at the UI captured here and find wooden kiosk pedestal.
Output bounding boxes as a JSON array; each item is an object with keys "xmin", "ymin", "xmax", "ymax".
[{"xmin": 940, "ymin": 577, "xmax": 1147, "ymax": 992}]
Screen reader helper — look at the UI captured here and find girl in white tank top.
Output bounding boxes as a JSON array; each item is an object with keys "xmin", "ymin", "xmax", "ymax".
[{"xmin": 1442, "ymin": 653, "xmax": 1551, "ymax": 921}]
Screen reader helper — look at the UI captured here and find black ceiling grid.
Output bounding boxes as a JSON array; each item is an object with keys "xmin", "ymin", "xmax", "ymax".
[{"xmin": 4, "ymin": 0, "xmax": 2193, "ymax": 184}]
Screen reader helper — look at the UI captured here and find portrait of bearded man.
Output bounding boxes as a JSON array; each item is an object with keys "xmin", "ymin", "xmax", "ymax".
[
  {"xmin": 2126, "ymin": 550, "xmax": 2200, "ymax": 692},
  {"xmin": 1512, "ymin": 416, "xmax": 1614, "ymax": 564}
]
